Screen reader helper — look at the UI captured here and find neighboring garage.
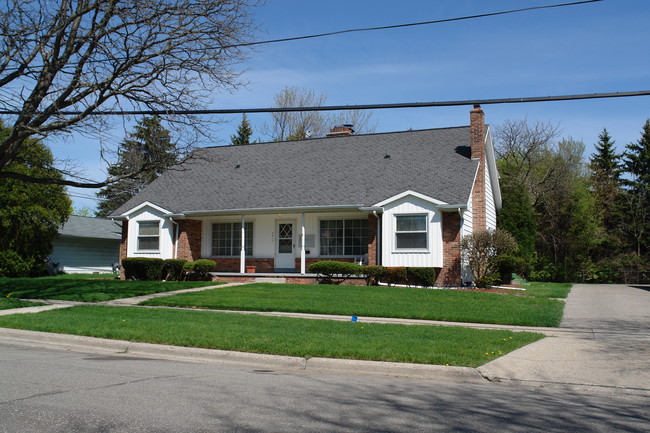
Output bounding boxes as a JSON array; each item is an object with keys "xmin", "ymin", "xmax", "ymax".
[{"xmin": 50, "ymin": 215, "xmax": 122, "ymax": 274}]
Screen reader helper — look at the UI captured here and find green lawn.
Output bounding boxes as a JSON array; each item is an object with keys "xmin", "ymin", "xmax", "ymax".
[
  {"xmin": 520, "ymin": 282, "xmax": 572, "ymax": 298},
  {"xmin": 141, "ymin": 282, "xmax": 568, "ymax": 327},
  {"xmin": 0, "ymin": 305, "xmax": 544, "ymax": 367},
  {"xmin": 0, "ymin": 298, "xmax": 45, "ymax": 310},
  {"xmin": 0, "ymin": 277, "xmax": 221, "ymax": 302}
]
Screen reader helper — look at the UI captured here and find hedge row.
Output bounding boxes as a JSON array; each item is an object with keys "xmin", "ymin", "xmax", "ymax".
[
  {"xmin": 121, "ymin": 258, "xmax": 215, "ymax": 281},
  {"xmin": 307, "ymin": 261, "xmax": 437, "ymax": 287}
]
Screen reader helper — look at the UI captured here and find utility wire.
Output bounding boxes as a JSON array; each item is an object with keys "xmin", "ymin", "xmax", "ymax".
[
  {"xmin": 1, "ymin": 90, "xmax": 646, "ymax": 116},
  {"xmin": 236, "ymin": 0, "xmax": 605, "ymax": 49},
  {"xmin": 0, "ymin": 0, "xmax": 604, "ymax": 72}
]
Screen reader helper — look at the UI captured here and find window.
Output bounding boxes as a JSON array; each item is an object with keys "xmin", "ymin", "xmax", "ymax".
[
  {"xmin": 212, "ymin": 222, "xmax": 253, "ymax": 256},
  {"xmin": 395, "ymin": 215, "xmax": 427, "ymax": 249},
  {"xmin": 320, "ymin": 219, "xmax": 368, "ymax": 256},
  {"xmin": 137, "ymin": 221, "xmax": 160, "ymax": 251}
]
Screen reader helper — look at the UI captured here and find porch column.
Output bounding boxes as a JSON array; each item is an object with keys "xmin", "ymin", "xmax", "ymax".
[
  {"xmin": 240, "ymin": 215, "xmax": 246, "ymax": 274},
  {"xmin": 300, "ymin": 213, "xmax": 306, "ymax": 275}
]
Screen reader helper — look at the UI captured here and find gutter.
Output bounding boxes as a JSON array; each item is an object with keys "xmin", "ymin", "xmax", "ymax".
[{"xmin": 165, "ymin": 205, "xmax": 372, "ymax": 218}]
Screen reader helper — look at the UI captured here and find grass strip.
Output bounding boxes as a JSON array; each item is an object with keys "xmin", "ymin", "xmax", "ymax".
[
  {"xmin": 0, "ymin": 298, "xmax": 45, "ymax": 310},
  {"xmin": 0, "ymin": 277, "xmax": 221, "ymax": 302},
  {"xmin": 0, "ymin": 305, "xmax": 543, "ymax": 367},
  {"xmin": 520, "ymin": 282, "xmax": 572, "ymax": 298},
  {"xmin": 142, "ymin": 283, "xmax": 566, "ymax": 327}
]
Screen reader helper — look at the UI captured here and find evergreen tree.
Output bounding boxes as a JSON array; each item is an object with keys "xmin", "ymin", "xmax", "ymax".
[
  {"xmin": 621, "ymin": 120, "xmax": 650, "ymax": 259},
  {"xmin": 589, "ymin": 128, "xmax": 624, "ymax": 259},
  {"xmin": 230, "ymin": 114, "xmax": 254, "ymax": 145},
  {"xmin": 96, "ymin": 117, "xmax": 177, "ymax": 217},
  {"xmin": 0, "ymin": 121, "xmax": 71, "ymax": 277}
]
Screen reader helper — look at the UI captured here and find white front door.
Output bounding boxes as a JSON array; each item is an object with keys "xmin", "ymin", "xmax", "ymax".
[{"xmin": 275, "ymin": 221, "xmax": 295, "ymax": 271}]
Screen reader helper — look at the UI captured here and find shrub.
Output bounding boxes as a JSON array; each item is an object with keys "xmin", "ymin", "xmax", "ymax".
[
  {"xmin": 182, "ymin": 259, "xmax": 216, "ymax": 281},
  {"xmin": 406, "ymin": 267, "xmax": 437, "ymax": 288},
  {"xmin": 121, "ymin": 258, "xmax": 164, "ymax": 281},
  {"xmin": 384, "ymin": 267, "xmax": 407, "ymax": 286},
  {"xmin": 496, "ymin": 255, "xmax": 518, "ymax": 284},
  {"xmin": 308, "ymin": 261, "xmax": 362, "ymax": 284},
  {"xmin": 362, "ymin": 265, "xmax": 386, "ymax": 286},
  {"xmin": 162, "ymin": 259, "xmax": 187, "ymax": 281},
  {"xmin": 461, "ymin": 229, "xmax": 518, "ymax": 288},
  {"xmin": 0, "ymin": 250, "xmax": 37, "ymax": 277},
  {"xmin": 475, "ymin": 273, "xmax": 501, "ymax": 288}
]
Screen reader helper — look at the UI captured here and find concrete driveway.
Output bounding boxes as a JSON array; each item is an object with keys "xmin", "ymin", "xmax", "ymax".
[{"xmin": 479, "ymin": 284, "xmax": 650, "ymax": 394}]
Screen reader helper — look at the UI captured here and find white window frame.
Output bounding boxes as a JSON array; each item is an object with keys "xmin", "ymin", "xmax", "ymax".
[
  {"xmin": 137, "ymin": 220, "xmax": 160, "ymax": 252},
  {"xmin": 394, "ymin": 214, "xmax": 428, "ymax": 251},
  {"xmin": 211, "ymin": 221, "xmax": 253, "ymax": 257}
]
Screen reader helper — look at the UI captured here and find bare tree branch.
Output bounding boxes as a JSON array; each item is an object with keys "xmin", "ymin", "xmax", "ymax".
[{"xmin": 0, "ymin": 0, "xmax": 259, "ymax": 187}]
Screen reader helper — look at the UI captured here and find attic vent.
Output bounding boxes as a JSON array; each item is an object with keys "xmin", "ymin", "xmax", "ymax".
[{"xmin": 326, "ymin": 124, "xmax": 354, "ymax": 137}]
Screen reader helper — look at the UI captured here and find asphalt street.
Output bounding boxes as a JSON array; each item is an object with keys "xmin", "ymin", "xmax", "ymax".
[{"xmin": 1, "ymin": 341, "xmax": 649, "ymax": 433}]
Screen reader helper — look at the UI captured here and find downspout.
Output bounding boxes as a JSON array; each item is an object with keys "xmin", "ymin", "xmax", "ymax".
[
  {"xmin": 373, "ymin": 211, "xmax": 381, "ymax": 266},
  {"xmin": 168, "ymin": 216, "xmax": 179, "ymax": 259}
]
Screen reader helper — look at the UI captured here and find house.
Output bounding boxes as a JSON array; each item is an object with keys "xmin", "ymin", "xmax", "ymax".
[
  {"xmin": 49, "ymin": 215, "xmax": 122, "ymax": 274},
  {"xmin": 111, "ymin": 105, "xmax": 501, "ymax": 286}
]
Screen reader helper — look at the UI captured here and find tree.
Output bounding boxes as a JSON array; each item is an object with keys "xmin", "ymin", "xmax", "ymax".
[
  {"xmin": 496, "ymin": 178, "xmax": 536, "ymax": 260},
  {"xmin": 230, "ymin": 114, "xmax": 254, "ymax": 145},
  {"xmin": 461, "ymin": 229, "xmax": 517, "ymax": 288},
  {"xmin": 265, "ymin": 86, "xmax": 376, "ymax": 141},
  {"xmin": 621, "ymin": 120, "xmax": 650, "ymax": 259},
  {"xmin": 494, "ymin": 119, "xmax": 599, "ymax": 281},
  {"xmin": 0, "ymin": 0, "xmax": 258, "ymax": 188},
  {"xmin": 588, "ymin": 128, "xmax": 624, "ymax": 260},
  {"xmin": 96, "ymin": 117, "xmax": 177, "ymax": 217},
  {"xmin": 0, "ymin": 121, "xmax": 71, "ymax": 277}
]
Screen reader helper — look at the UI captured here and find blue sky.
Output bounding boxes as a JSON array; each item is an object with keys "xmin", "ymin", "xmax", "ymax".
[{"xmin": 63, "ymin": 0, "xmax": 650, "ymax": 211}]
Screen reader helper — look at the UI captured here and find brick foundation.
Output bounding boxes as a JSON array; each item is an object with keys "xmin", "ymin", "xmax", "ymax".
[
  {"xmin": 210, "ymin": 258, "xmax": 275, "ymax": 273},
  {"xmin": 436, "ymin": 212, "xmax": 462, "ymax": 286}
]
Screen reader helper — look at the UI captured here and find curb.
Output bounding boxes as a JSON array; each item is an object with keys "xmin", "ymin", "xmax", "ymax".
[{"xmin": 0, "ymin": 328, "xmax": 486, "ymax": 383}]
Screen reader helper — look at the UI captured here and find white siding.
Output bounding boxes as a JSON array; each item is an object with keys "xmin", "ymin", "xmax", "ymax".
[
  {"xmin": 126, "ymin": 207, "xmax": 174, "ymax": 259},
  {"xmin": 380, "ymin": 195, "xmax": 442, "ymax": 268},
  {"xmin": 462, "ymin": 188, "xmax": 473, "ymax": 239},
  {"xmin": 51, "ymin": 237, "xmax": 120, "ymax": 274},
  {"xmin": 485, "ymin": 159, "xmax": 497, "ymax": 230}
]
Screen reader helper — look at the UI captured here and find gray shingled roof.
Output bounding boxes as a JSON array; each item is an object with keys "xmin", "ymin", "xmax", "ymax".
[
  {"xmin": 58, "ymin": 215, "xmax": 122, "ymax": 240},
  {"xmin": 112, "ymin": 126, "xmax": 478, "ymax": 215}
]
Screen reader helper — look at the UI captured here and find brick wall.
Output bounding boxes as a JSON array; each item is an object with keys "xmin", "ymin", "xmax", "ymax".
[
  {"xmin": 367, "ymin": 214, "xmax": 378, "ymax": 266},
  {"xmin": 177, "ymin": 219, "xmax": 202, "ymax": 261},
  {"xmin": 436, "ymin": 212, "xmax": 462, "ymax": 286},
  {"xmin": 470, "ymin": 104, "xmax": 487, "ymax": 232},
  {"xmin": 119, "ymin": 221, "xmax": 128, "ymax": 279}
]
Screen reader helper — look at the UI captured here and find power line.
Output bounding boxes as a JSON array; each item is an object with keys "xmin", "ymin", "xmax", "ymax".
[
  {"xmin": 235, "ymin": 0, "xmax": 605, "ymax": 49},
  {"xmin": 1, "ymin": 90, "xmax": 646, "ymax": 116},
  {"xmin": 0, "ymin": 0, "xmax": 604, "ymax": 72}
]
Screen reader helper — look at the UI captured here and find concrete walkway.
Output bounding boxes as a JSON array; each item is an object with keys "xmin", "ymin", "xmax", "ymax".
[{"xmin": 478, "ymin": 284, "xmax": 650, "ymax": 394}]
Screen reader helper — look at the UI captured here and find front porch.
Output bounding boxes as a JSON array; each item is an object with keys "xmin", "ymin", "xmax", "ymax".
[
  {"xmin": 175, "ymin": 210, "xmax": 378, "ymax": 276},
  {"xmin": 210, "ymin": 271, "xmax": 367, "ymax": 286}
]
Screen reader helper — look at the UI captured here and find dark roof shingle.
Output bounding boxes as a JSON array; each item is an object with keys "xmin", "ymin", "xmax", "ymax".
[{"xmin": 112, "ymin": 126, "xmax": 477, "ymax": 215}]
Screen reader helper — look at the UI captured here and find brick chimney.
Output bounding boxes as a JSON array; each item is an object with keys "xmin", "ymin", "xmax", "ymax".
[
  {"xmin": 470, "ymin": 104, "xmax": 487, "ymax": 232},
  {"xmin": 326, "ymin": 124, "xmax": 354, "ymax": 137}
]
